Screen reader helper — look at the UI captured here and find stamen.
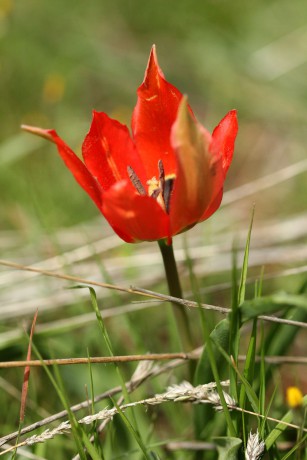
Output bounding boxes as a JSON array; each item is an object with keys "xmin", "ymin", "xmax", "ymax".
[
  {"xmin": 163, "ymin": 177, "xmax": 175, "ymax": 214},
  {"xmin": 127, "ymin": 166, "xmax": 146, "ymax": 196},
  {"xmin": 158, "ymin": 159, "xmax": 174, "ymax": 214},
  {"xmin": 158, "ymin": 159, "xmax": 165, "ymax": 191}
]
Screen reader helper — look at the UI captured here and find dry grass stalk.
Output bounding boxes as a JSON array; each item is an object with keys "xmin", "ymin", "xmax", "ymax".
[
  {"xmin": 0, "ymin": 381, "xmax": 233, "ymax": 455},
  {"xmin": 245, "ymin": 430, "xmax": 265, "ymax": 460}
]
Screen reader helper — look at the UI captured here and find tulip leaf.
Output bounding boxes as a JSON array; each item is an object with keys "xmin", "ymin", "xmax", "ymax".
[
  {"xmin": 240, "ymin": 292, "xmax": 307, "ymax": 322},
  {"xmin": 214, "ymin": 436, "xmax": 242, "ymax": 460}
]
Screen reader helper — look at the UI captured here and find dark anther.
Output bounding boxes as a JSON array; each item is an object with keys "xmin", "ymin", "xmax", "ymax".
[
  {"xmin": 158, "ymin": 159, "xmax": 165, "ymax": 191},
  {"xmin": 127, "ymin": 166, "xmax": 146, "ymax": 196},
  {"xmin": 163, "ymin": 177, "xmax": 174, "ymax": 214},
  {"xmin": 158, "ymin": 159, "xmax": 174, "ymax": 214}
]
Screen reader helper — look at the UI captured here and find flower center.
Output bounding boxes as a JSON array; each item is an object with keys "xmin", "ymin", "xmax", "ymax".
[{"xmin": 127, "ymin": 160, "xmax": 175, "ymax": 214}]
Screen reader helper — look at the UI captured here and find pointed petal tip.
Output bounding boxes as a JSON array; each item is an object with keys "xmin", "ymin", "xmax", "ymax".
[
  {"xmin": 226, "ymin": 109, "xmax": 238, "ymax": 128},
  {"xmin": 177, "ymin": 94, "xmax": 189, "ymax": 111},
  {"xmin": 149, "ymin": 44, "xmax": 157, "ymax": 63},
  {"xmin": 174, "ymin": 95, "xmax": 192, "ymax": 134},
  {"xmin": 21, "ymin": 125, "xmax": 56, "ymax": 143},
  {"xmin": 215, "ymin": 109, "xmax": 239, "ymax": 137},
  {"xmin": 141, "ymin": 44, "xmax": 164, "ymax": 89}
]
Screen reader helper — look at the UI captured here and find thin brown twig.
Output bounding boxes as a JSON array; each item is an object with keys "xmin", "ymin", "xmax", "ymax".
[
  {"xmin": 0, "ymin": 259, "xmax": 306, "ymax": 329},
  {"xmin": 1, "ymin": 352, "xmax": 306, "ymax": 370},
  {"xmin": 0, "ymin": 352, "xmax": 197, "ymax": 369},
  {"xmin": 238, "ymin": 355, "xmax": 307, "ymax": 365},
  {"xmin": 230, "ymin": 405, "xmax": 307, "ymax": 432},
  {"xmin": 134, "ymin": 286, "xmax": 307, "ymax": 328},
  {"xmin": 0, "ymin": 259, "xmax": 131, "ymax": 294}
]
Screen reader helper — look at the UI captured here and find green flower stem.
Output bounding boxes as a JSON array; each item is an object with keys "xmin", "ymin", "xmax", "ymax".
[{"xmin": 158, "ymin": 239, "xmax": 193, "ymax": 351}]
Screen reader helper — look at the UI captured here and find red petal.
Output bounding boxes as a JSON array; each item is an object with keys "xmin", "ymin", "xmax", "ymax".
[
  {"xmin": 82, "ymin": 111, "xmax": 147, "ymax": 191},
  {"xmin": 210, "ymin": 109, "xmax": 238, "ymax": 177},
  {"xmin": 170, "ymin": 98, "xmax": 214, "ymax": 235},
  {"xmin": 102, "ymin": 181, "xmax": 170, "ymax": 242},
  {"xmin": 199, "ymin": 188, "xmax": 223, "ymax": 221},
  {"xmin": 132, "ymin": 46, "xmax": 186, "ymax": 178},
  {"xmin": 21, "ymin": 125, "xmax": 103, "ymax": 210},
  {"xmin": 198, "ymin": 110, "xmax": 238, "ymax": 222}
]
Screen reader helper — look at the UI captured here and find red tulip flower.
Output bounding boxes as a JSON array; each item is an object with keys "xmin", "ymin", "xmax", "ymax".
[{"xmin": 22, "ymin": 46, "xmax": 238, "ymax": 244}]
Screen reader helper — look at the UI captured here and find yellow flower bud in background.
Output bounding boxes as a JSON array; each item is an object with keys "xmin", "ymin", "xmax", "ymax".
[{"xmin": 286, "ymin": 386, "xmax": 303, "ymax": 408}]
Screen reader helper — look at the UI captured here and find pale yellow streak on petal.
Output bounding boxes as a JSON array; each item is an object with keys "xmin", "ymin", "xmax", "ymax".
[{"xmin": 101, "ymin": 136, "xmax": 122, "ymax": 182}]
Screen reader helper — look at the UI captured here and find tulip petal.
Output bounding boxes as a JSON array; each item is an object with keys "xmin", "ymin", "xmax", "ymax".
[
  {"xmin": 198, "ymin": 110, "xmax": 238, "ymax": 222},
  {"xmin": 132, "ymin": 45, "xmax": 186, "ymax": 178},
  {"xmin": 170, "ymin": 97, "xmax": 214, "ymax": 235},
  {"xmin": 102, "ymin": 181, "xmax": 170, "ymax": 243},
  {"xmin": 200, "ymin": 188, "xmax": 223, "ymax": 221},
  {"xmin": 21, "ymin": 125, "xmax": 103, "ymax": 210},
  {"xmin": 82, "ymin": 111, "xmax": 147, "ymax": 191},
  {"xmin": 210, "ymin": 109, "xmax": 238, "ymax": 177}
]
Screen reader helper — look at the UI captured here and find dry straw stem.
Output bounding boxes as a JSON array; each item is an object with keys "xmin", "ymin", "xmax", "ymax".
[
  {"xmin": 0, "ymin": 381, "xmax": 233, "ymax": 456},
  {"xmin": 0, "ymin": 259, "xmax": 306, "ymax": 329}
]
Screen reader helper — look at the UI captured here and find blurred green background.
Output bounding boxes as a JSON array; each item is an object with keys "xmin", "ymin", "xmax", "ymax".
[{"xmin": 1, "ymin": 1, "xmax": 307, "ymax": 457}]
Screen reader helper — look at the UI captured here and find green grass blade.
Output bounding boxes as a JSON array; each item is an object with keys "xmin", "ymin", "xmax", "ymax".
[
  {"xmin": 53, "ymin": 361, "xmax": 103, "ymax": 460},
  {"xmin": 184, "ymin": 235, "xmax": 236, "ymax": 438},
  {"xmin": 265, "ymin": 395, "xmax": 307, "ymax": 451},
  {"xmin": 194, "ymin": 318, "xmax": 232, "ymax": 439},
  {"xmin": 87, "ymin": 348, "xmax": 104, "ymax": 459},
  {"xmin": 258, "ymin": 322, "xmax": 266, "ymax": 428},
  {"xmin": 229, "ymin": 208, "xmax": 254, "ymax": 440},
  {"xmin": 280, "ymin": 433, "xmax": 307, "ymax": 460},
  {"xmin": 195, "ymin": 317, "xmax": 236, "ymax": 437},
  {"xmin": 238, "ymin": 206, "xmax": 255, "ymax": 306},
  {"xmin": 229, "ymin": 246, "xmax": 239, "ymax": 405},
  {"xmin": 30, "ymin": 342, "xmax": 89, "ymax": 460},
  {"xmin": 87, "ymin": 286, "xmax": 149, "ymax": 456},
  {"xmin": 239, "ymin": 318, "xmax": 257, "ymax": 446},
  {"xmin": 111, "ymin": 398, "xmax": 152, "ymax": 460},
  {"xmin": 265, "ymin": 411, "xmax": 294, "ymax": 450},
  {"xmin": 212, "ymin": 338, "xmax": 260, "ymax": 415},
  {"xmin": 88, "ymin": 287, "xmax": 114, "ymax": 355}
]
